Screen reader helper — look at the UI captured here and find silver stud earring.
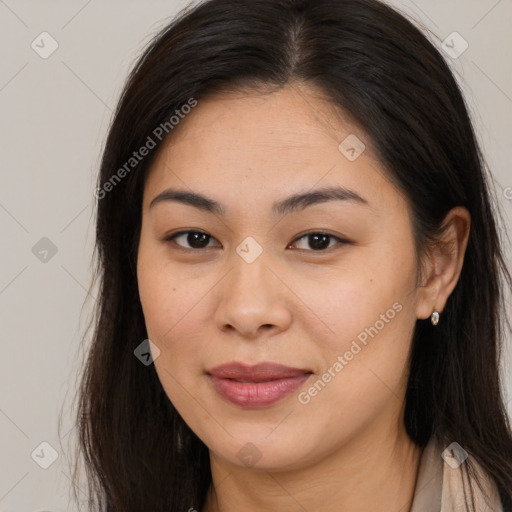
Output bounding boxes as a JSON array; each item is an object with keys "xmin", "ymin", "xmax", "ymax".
[{"xmin": 431, "ymin": 308, "xmax": 440, "ymax": 326}]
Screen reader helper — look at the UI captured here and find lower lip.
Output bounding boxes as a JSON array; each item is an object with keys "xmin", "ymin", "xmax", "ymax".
[{"xmin": 208, "ymin": 373, "xmax": 312, "ymax": 408}]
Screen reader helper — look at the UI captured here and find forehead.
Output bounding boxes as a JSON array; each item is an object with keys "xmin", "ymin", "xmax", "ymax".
[
  {"xmin": 157, "ymin": 83, "xmax": 367, "ymax": 156},
  {"xmin": 142, "ymin": 83, "xmax": 396, "ymax": 212}
]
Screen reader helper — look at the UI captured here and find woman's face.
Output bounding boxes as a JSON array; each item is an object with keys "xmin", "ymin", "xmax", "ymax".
[{"xmin": 137, "ymin": 84, "xmax": 428, "ymax": 470}]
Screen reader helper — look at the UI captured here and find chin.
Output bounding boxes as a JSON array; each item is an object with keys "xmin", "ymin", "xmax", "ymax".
[{"xmin": 203, "ymin": 425, "xmax": 322, "ymax": 471}]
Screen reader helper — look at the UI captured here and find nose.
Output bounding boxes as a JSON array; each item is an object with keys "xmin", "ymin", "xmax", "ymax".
[{"xmin": 214, "ymin": 250, "xmax": 292, "ymax": 339}]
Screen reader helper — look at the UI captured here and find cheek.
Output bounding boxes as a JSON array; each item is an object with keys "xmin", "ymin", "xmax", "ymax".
[
  {"xmin": 137, "ymin": 236, "xmax": 204, "ymax": 342},
  {"xmin": 137, "ymin": 250, "xmax": 219, "ymax": 406},
  {"xmin": 294, "ymin": 246, "xmax": 417, "ymax": 411},
  {"xmin": 137, "ymin": 262, "xmax": 209, "ymax": 411},
  {"xmin": 138, "ymin": 272, "xmax": 208, "ymax": 355},
  {"xmin": 297, "ymin": 247, "xmax": 416, "ymax": 354}
]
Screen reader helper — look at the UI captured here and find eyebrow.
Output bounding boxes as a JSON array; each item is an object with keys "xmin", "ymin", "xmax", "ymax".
[{"xmin": 149, "ymin": 186, "xmax": 369, "ymax": 216}]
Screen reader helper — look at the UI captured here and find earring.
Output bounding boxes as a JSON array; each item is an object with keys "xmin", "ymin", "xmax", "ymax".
[{"xmin": 431, "ymin": 308, "xmax": 440, "ymax": 326}]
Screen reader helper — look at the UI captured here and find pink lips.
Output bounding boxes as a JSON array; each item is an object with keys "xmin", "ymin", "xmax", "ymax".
[{"xmin": 206, "ymin": 362, "xmax": 312, "ymax": 408}]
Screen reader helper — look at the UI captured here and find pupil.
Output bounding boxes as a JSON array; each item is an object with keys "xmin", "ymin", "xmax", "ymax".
[
  {"xmin": 188, "ymin": 232, "xmax": 209, "ymax": 248},
  {"xmin": 309, "ymin": 233, "xmax": 329, "ymax": 250}
]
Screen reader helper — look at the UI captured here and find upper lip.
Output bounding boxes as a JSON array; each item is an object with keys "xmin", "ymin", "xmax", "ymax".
[{"xmin": 206, "ymin": 362, "xmax": 312, "ymax": 381}]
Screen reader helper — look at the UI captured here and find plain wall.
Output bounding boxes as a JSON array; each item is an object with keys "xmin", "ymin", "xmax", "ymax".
[{"xmin": 1, "ymin": 0, "xmax": 511, "ymax": 510}]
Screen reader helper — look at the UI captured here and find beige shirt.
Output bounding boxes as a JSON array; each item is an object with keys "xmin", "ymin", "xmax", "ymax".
[{"xmin": 409, "ymin": 436, "xmax": 503, "ymax": 512}]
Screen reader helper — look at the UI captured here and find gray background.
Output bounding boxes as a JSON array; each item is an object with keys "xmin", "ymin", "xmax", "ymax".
[{"xmin": 1, "ymin": 0, "xmax": 511, "ymax": 510}]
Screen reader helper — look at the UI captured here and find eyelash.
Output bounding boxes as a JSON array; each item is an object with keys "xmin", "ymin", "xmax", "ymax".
[{"xmin": 163, "ymin": 230, "xmax": 350, "ymax": 253}]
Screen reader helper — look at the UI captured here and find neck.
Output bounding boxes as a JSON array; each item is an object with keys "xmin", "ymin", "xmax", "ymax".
[{"xmin": 201, "ymin": 421, "xmax": 423, "ymax": 512}]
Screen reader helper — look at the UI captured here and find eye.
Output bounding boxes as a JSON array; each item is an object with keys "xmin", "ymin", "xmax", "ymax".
[
  {"xmin": 288, "ymin": 231, "xmax": 348, "ymax": 252},
  {"xmin": 164, "ymin": 230, "xmax": 221, "ymax": 250},
  {"xmin": 164, "ymin": 230, "xmax": 349, "ymax": 253}
]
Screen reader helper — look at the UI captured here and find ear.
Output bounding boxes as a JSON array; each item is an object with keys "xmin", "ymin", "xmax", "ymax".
[{"xmin": 416, "ymin": 206, "xmax": 471, "ymax": 321}]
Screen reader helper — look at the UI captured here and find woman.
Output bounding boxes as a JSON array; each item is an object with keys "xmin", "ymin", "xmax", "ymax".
[{"xmin": 71, "ymin": 0, "xmax": 512, "ymax": 510}]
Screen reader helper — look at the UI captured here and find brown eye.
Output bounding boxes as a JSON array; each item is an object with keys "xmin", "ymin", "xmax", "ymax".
[
  {"xmin": 165, "ymin": 230, "xmax": 221, "ymax": 250},
  {"xmin": 290, "ymin": 232, "xmax": 348, "ymax": 251}
]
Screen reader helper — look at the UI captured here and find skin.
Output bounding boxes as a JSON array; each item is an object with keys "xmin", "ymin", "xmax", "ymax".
[{"xmin": 136, "ymin": 83, "xmax": 471, "ymax": 512}]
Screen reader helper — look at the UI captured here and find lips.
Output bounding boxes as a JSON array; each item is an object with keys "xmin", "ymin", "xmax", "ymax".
[{"xmin": 206, "ymin": 362, "xmax": 313, "ymax": 407}]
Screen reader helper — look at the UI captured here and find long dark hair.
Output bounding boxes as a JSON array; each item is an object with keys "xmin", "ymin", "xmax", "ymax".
[{"xmin": 68, "ymin": 0, "xmax": 512, "ymax": 509}]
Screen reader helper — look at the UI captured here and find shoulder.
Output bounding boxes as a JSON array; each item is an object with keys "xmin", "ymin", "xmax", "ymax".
[{"xmin": 410, "ymin": 436, "xmax": 503, "ymax": 512}]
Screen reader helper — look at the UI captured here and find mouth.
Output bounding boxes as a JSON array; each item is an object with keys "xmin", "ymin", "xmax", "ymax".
[{"xmin": 206, "ymin": 361, "xmax": 313, "ymax": 408}]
